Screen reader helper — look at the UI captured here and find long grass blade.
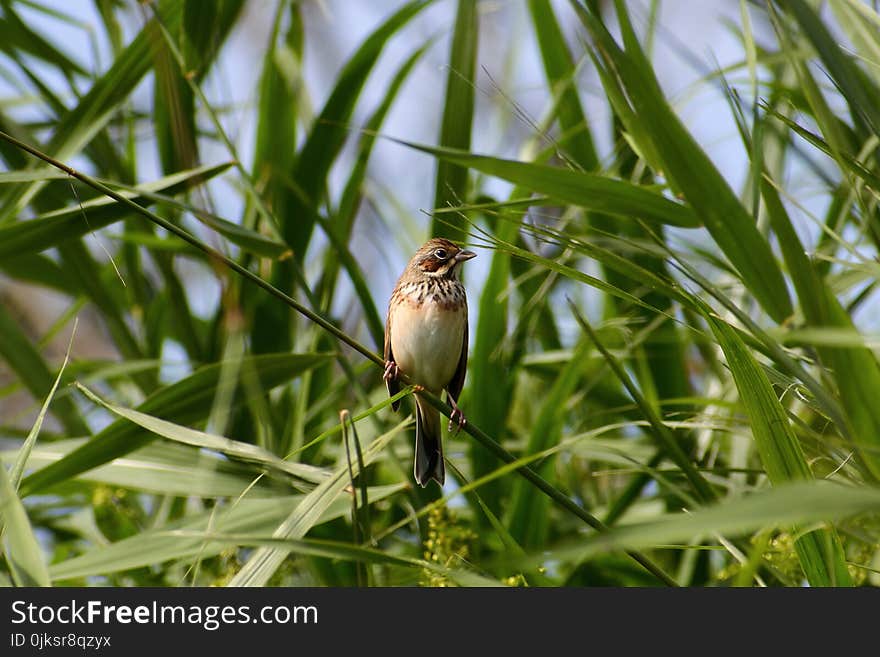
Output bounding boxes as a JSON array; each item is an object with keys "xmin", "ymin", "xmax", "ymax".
[
  {"xmin": 20, "ymin": 353, "xmax": 332, "ymax": 496},
  {"xmin": 706, "ymin": 312, "xmax": 852, "ymax": 586},
  {"xmin": 0, "ymin": 460, "xmax": 50, "ymax": 586},
  {"xmin": 432, "ymin": 0, "xmax": 478, "ymax": 240}
]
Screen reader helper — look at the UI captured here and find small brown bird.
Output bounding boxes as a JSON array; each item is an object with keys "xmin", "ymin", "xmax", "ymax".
[{"xmin": 384, "ymin": 237, "xmax": 476, "ymax": 487}]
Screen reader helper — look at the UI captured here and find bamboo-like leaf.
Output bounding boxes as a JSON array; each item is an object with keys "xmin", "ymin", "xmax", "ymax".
[
  {"xmin": 153, "ymin": 19, "xmax": 198, "ymax": 175},
  {"xmin": 706, "ymin": 313, "xmax": 852, "ymax": 586},
  {"xmin": 182, "ymin": 0, "xmax": 245, "ymax": 81},
  {"xmin": 0, "ymin": 304, "xmax": 88, "ymax": 436},
  {"xmin": 396, "ymin": 139, "xmax": 700, "ymax": 228},
  {"xmin": 57, "ymin": 240, "xmax": 146, "ymax": 369},
  {"xmin": 768, "ymin": 110, "xmax": 880, "ymax": 192},
  {"xmin": 96, "ymin": 183, "xmax": 290, "ymax": 259},
  {"xmin": 521, "ymin": 480, "xmax": 880, "ymax": 567},
  {"xmin": 229, "ymin": 419, "xmax": 408, "ymax": 586},
  {"xmin": 75, "ymin": 382, "xmax": 328, "ymax": 487},
  {"xmin": 282, "ymin": 0, "xmax": 427, "ymax": 255},
  {"xmin": 783, "ymin": 0, "xmax": 880, "ymax": 138},
  {"xmin": 571, "ymin": 305, "xmax": 715, "ymax": 503},
  {"xmin": 252, "ymin": 0, "xmax": 426, "ymax": 355},
  {"xmin": 575, "ymin": 1, "xmax": 793, "ymax": 322},
  {"xmin": 0, "ymin": 162, "xmax": 233, "ymax": 259},
  {"xmin": 466, "ymin": 188, "xmax": 527, "ymax": 513},
  {"xmin": 0, "ymin": 462, "xmax": 50, "ymax": 586},
  {"xmin": 320, "ymin": 42, "xmax": 431, "ymax": 351},
  {"xmin": 528, "ymin": 0, "xmax": 598, "ymax": 171},
  {"xmin": 8, "ymin": 321, "xmax": 76, "ymax": 488},
  {"xmin": 0, "ymin": 253, "xmax": 80, "ymax": 295},
  {"xmin": 762, "ymin": 175, "xmax": 880, "ymax": 478},
  {"xmin": 766, "ymin": 5, "xmax": 856, "ymax": 173},
  {"xmin": 0, "ymin": 169, "xmax": 68, "ymax": 183},
  {"xmin": 507, "ymin": 337, "xmax": 593, "ymax": 548},
  {"xmin": 432, "ymin": 0, "xmax": 478, "ymax": 240},
  {"xmin": 1, "ymin": 439, "xmax": 297, "ymax": 498},
  {"xmin": 49, "ymin": 484, "xmax": 406, "ymax": 581},
  {"xmin": 0, "ymin": 4, "xmax": 88, "ymax": 76},
  {"xmin": 19, "ymin": 353, "xmax": 333, "ymax": 496},
  {"xmin": 252, "ymin": 1, "xmax": 302, "ymax": 226},
  {"xmin": 0, "ymin": 0, "xmax": 185, "ymax": 222}
]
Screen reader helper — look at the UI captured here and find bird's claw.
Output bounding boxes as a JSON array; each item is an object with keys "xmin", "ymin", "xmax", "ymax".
[
  {"xmin": 448, "ymin": 400, "xmax": 466, "ymax": 434},
  {"xmin": 383, "ymin": 360, "xmax": 399, "ymax": 383}
]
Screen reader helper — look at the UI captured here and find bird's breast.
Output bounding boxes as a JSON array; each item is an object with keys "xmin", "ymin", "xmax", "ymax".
[{"xmin": 389, "ymin": 283, "xmax": 466, "ymax": 392}]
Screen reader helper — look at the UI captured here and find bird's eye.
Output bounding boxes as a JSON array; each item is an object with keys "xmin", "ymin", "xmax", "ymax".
[{"xmin": 433, "ymin": 248, "xmax": 448, "ymax": 259}]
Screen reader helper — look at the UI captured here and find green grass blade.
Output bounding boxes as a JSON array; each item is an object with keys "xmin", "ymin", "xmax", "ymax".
[
  {"xmin": 571, "ymin": 305, "xmax": 715, "ymax": 503},
  {"xmin": 228, "ymin": 420, "xmax": 409, "ymax": 586},
  {"xmin": 576, "ymin": 1, "xmax": 793, "ymax": 322},
  {"xmin": 761, "ymin": 175, "xmax": 880, "ymax": 478},
  {"xmin": 252, "ymin": 0, "xmax": 426, "ymax": 355},
  {"xmin": 466, "ymin": 191, "xmax": 526, "ymax": 512},
  {"xmin": 0, "ymin": 169, "xmax": 68, "ymax": 183},
  {"xmin": 57, "ymin": 240, "xmax": 150, "ymax": 376},
  {"xmin": 312, "ymin": 213, "xmax": 386, "ymax": 351},
  {"xmin": 0, "ymin": 162, "xmax": 233, "ymax": 258},
  {"xmin": 94, "ymin": 182, "xmax": 289, "ymax": 259},
  {"xmin": 1, "ymin": 438, "xmax": 301, "ymax": 498},
  {"xmin": 49, "ymin": 485, "xmax": 405, "ymax": 581},
  {"xmin": 528, "ymin": 0, "xmax": 598, "ymax": 170},
  {"xmin": 768, "ymin": 110, "xmax": 880, "ymax": 191},
  {"xmin": 153, "ymin": 29, "xmax": 198, "ymax": 174},
  {"xmin": 252, "ymin": 1, "xmax": 302, "ymax": 229},
  {"xmin": 75, "ymin": 382, "xmax": 328, "ymax": 487},
  {"xmin": 783, "ymin": 0, "xmax": 880, "ymax": 138},
  {"xmin": 0, "ymin": 253, "xmax": 80, "ymax": 295},
  {"xmin": 760, "ymin": 177, "xmax": 823, "ymax": 321},
  {"xmin": 706, "ymin": 313, "xmax": 852, "ymax": 586},
  {"xmin": 0, "ymin": 0, "xmax": 185, "ymax": 223},
  {"xmin": 182, "ymin": 0, "xmax": 244, "ymax": 81},
  {"xmin": 432, "ymin": 0, "xmax": 478, "ymax": 240},
  {"xmin": 169, "ymin": 532, "xmax": 505, "ymax": 586},
  {"xmin": 8, "ymin": 320, "xmax": 76, "ymax": 487},
  {"xmin": 0, "ymin": 461, "xmax": 50, "ymax": 586},
  {"xmin": 507, "ymin": 337, "xmax": 593, "ymax": 548},
  {"xmin": 335, "ymin": 43, "xmax": 430, "ymax": 239},
  {"xmin": 283, "ymin": 0, "xmax": 427, "ymax": 255},
  {"xmin": 524, "ymin": 480, "xmax": 879, "ymax": 568},
  {"xmin": 0, "ymin": 304, "xmax": 88, "ymax": 436},
  {"xmin": 19, "ymin": 353, "xmax": 333, "ymax": 496},
  {"xmin": 807, "ymin": 291, "xmax": 880, "ymax": 480},
  {"xmin": 0, "ymin": 3, "xmax": 88, "ymax": 76},
  {"xmin": 766, "ymin": 5, "xmax": 855, "ymax": 170},
  {"xmin": 319, "ymin": 42, "xmax": 431, "ymax": 348},
  {"xmin": 396, "ymin": 139, "xmax": 700, "ymax": 227}
]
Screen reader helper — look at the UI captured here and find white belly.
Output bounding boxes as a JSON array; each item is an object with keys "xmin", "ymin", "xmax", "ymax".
[{"xmin": 390, "ymin": 298, "xmax": 465, "ymax": 393}]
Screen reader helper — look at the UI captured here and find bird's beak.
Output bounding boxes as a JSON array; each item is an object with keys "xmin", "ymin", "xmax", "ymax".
[{"xmin": 455, "ymin": 250, "xmax": 476, "ymax": 263}]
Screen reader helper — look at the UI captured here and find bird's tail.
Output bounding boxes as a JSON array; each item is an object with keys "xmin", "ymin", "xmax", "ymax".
[{"xmin": 414, "ymin": 396, "xmax": 445, "ymax": 487}]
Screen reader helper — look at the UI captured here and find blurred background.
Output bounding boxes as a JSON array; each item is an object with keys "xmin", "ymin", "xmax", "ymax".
[{"xmin": 1, "ymin": 0, "xmax": 879, "ymax": 587}]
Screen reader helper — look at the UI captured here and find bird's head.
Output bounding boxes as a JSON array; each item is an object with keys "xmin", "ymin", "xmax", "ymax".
[{"xmin": 408, "ymin": 237, "xmax": 476, "ymax": 279}]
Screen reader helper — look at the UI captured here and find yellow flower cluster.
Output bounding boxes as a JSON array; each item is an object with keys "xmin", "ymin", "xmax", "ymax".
[{"xmin": 421, "ymin": 505, "xmax": 476, "ymax": 587}]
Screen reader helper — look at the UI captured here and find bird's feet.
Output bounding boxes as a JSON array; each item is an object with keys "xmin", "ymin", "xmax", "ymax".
[
  {"xmin": 448, "ymin": 396, "xmax": 467, "ymax": 434},
  {"xmin": 383, "ymin": 360, "xmax": 400, "ymax": 383}
]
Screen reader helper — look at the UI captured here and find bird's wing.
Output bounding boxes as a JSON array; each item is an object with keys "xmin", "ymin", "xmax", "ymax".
[
  {"xmin": 446, "ymin": 313, "xmax": 468, "ymax": 404},
  {"xmin": 384, "ymin": 304, "xmax": 401, "ymax": 411}
]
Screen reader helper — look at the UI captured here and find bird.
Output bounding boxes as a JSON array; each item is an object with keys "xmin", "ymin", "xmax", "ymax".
[{"xmin": 384, "ymin": 237, "xmax": 476, "ymax": 487}]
